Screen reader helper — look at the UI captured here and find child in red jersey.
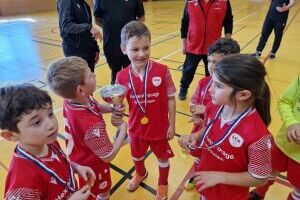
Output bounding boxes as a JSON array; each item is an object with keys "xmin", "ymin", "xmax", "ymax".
[
  {"xmin": 47, "ymin": 57, "xmax": 127, "ymax": 200},
  {"xmin": 116, "ymin": 21, "xmax": 176, "ymax": 200},
  {"xmin": 0, "ymin": 84, "xmax": 95, "ymax": 200},
  {"xmin": 249, "ymin": 75, "xmax": 300, "ymax": 200},
  {"xmin": 185, "ymin": 38, "xmax": 240, "ymax": 191},
  {"xmin": 179, "ymin": 54, "xmax": 273, "ymax": 200}
]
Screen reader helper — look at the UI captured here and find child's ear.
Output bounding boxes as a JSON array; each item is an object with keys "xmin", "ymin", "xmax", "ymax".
[
  {"xmin": 76, "ymin": 85, "xmax": 86, "ymax": 97},
  {"xmin": 120, "ymin": 45, "xmax": 127, "ymax": 55},
  {"xmin": 236, "ymin": 90, "xmax": 252, "ymax": 101},
  {"xmin": 0, "ymin": 130, "xmax": 19, "ymax": 142}
]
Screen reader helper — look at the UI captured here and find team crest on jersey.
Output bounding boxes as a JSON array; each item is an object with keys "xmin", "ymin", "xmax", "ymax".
[
  {"xmin": 152, "ymin": 77, "xmax": 162, "ymax": 87},
  {"xmin": 99, "ymin": 181, "xmax": 108, "ymax": 189},
  {"xmin": 229, "ymin": 133, "xmax": 244, "ymax": 148}
]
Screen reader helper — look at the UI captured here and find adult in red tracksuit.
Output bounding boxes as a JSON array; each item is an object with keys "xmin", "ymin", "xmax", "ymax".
[{"xmin": 178, "ymin": 0, "xmax": 233, "ymax": 101}]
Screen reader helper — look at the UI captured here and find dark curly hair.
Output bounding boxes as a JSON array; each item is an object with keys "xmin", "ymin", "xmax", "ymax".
[{"xmin": 0, "ymin": 84, "xmax": 52, "ymax": 132}]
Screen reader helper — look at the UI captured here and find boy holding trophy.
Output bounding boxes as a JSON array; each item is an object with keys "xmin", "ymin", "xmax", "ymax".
[
  {"xmin": 47, "ymin": 56, "xmax": 127, "ymax": 200},
  {"xmin": 116, "ymin": 21, "xmax": 176, "ymax": 200}
]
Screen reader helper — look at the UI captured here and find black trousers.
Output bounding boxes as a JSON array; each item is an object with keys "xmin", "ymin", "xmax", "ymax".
[
  {"xmin": 256, "ymin": 16, "xmax": 288, "ymax": 54},
  {"xmin": 62, "ymin": 44, "xmax": 97, "ymax": 73},
  {"xmin": 180, "ymin": 53, "xmax": 208, "ymax": 90},
  {"xmin": 104, "ymin": 47, "xmax": 131, "ymax": 84}
]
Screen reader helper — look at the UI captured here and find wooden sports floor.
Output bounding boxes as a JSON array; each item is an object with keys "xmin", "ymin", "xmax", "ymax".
[{"xmin": 0, "ymin": 0, "xmax": 299, "ymax": 199}]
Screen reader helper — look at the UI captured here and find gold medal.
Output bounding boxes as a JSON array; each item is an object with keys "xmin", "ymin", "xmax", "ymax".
[{"xmin": 140, "ymin": 116, "xmax": 149, "ymax": 125}]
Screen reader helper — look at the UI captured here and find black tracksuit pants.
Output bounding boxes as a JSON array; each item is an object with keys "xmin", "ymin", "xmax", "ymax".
[
  {"xmin": 256, "ymin": 15, "xmax": 288, "ymax": 54},
  {"xmin": 180, "ymin": 53, "xmax": 208, "ymax": 90}
]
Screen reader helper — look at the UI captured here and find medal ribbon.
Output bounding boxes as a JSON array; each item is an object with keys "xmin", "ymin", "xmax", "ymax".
[
  {"xmin": 129, "ymin": 61, "xmax": 149, "ymax": 114},
  {"xmin": 190, "ymin": 106, "xmax": 253, "ymax": 149},
  {"xmin": 15, "ymin": 144, "xmax": 76, "ymax": 192},
  {"xmin": 201, "ymin": 78, "xmax": 212, "ymax": 105}
]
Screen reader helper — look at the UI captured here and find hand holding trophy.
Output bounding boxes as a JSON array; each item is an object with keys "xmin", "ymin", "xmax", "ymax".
[{"xmin": 100, "ymin": 84, "xmax": 130, "ymax": 144}]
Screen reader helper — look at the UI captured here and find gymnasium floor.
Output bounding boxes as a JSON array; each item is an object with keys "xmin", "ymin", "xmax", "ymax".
[{"xmin": 0, "ymin": 0, "xmax": 299, "ymax": 199}]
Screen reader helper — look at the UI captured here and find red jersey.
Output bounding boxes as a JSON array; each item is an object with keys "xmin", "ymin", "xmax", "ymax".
[
  {"xmin": 5, "ymin": 143, "xmax": 76, "ymax": 200},
  {"xmin": 190, "ymin": 76, "xmax": 212, "ymax": 133},
  {"xmin": 116, "ymin": 60, "xmax": 176, "ymax": 140},
  {"xmin": 190, "ymin": 76, "xmax": 212, "ymax": 106},
  {"xmin": 182, "ymin": 0, "xmax": 233, "ymax": 55},
  {"xmin": 63, "ymin": 97, "xmax": 113, "ymax": 165},
  {"xmin": 195, "ymin": 103, "xmax": 272, "ymax": 200}
]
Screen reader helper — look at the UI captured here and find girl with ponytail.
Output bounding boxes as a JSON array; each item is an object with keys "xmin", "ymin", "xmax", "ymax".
[{"xmin": 178, "ymin": 54, "xmax": 273, "ymax": 200}]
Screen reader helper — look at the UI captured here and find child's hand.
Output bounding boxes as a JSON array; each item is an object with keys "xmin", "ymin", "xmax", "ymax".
[
  {"xmin": 190, "ymin": 105, "xmax": 206, "ymax": 115},
  {"xmin": 111, "ymin": 112, "xmax": 123, "ymax": 127},
  {"xmin": 113, "ymin": 103, "xmax": 126, "ymax": 115},
  {"xmin": 167, "ymin": 125, "xmax": 175, "ymax": 141},
  {"xmin": 193, "ymin": 171, "xmax": 223, "ymax": 192},
  {"xmin": 68, "ymin": 185, "xmax": 91, "ymax": 200},
  {"xmin": 90, "ymin": 26, "xmax": 101, "ymax": 40},
  {"xmin": 190, "ymin": 114, "xmax": 204, "ymax": 126},
  {"xmin": 178, "ymin": 134, "xmax": 198, "ymax": 150},
  {"xmin": 276, "ymin": 3, "xmax": 289, "ymax": 12},
  {"xmin": 73, "ymin": 164, "xmax": 96, "ymax": 188},
  {"xmin": 287, "ymin": 123, "xmax": 300, "ymax": 144}
]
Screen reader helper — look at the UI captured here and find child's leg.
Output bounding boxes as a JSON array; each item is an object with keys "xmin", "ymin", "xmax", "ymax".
[
  {"xmin": 133, "ymin": 156, "xmax": 146, "ymax": 176},
  {"xmin": 127, "ymin": 136, "xmax": 149, "ymax": 192},
  {"xmin": 129, "ymin": 136, "xmax": 148, "ymax": 176},
  {"xmin": 158, "ymin": 159, "xmax": 170, "ymax": 186},
  {"xmin": 150, "ymin": 139, "xmax": 174, "ymax": 200},
  {"xmin": 286, "ymin": 154, "xmax": 300, "ymax": 200}
]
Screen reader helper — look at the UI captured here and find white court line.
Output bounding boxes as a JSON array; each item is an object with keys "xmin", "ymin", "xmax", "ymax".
[
  {"xmin": 234, "ymin": 7, "xmax": 265, "ymax": 24},
  {"xmin": 152, "ymin": 30, "xmax": 179, "ymax": 42},
  {"xmin": 158, "ymin": 49, "xmax": 182, "ymax": 62}
]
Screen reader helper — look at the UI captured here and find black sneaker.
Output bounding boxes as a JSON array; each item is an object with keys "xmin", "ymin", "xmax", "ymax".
[
  {"xmin": 249, "ymin": 190, "xmax": 264, "ymax": 200},
  {"xmin": 251, "ymin": 51, "xmax": 261, "ymax": 57},
  {"xmin": 178, "ymin": 88, "xmax": 187, "ymax": 101},
  {"xmin": 269, "ymin": 53, "xmax": 276, "ymax": 59}
]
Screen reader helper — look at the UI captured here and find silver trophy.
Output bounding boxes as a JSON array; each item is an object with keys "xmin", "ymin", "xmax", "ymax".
[{"xmin": 100, "ymin": 84, "xmax": 129, "ymax": 143}]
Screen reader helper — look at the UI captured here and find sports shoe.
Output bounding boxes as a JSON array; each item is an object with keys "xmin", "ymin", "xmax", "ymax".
[
  {"xmin": 178, "ymin": 88, "xmax": 187, "ymax": 101},
  {"xmin": 184, "ymin": 177, "xmax": 195, "ymax": 191},
  {"xmin": 155, "ymin": 185, "xmax": 168, "ymax": 200},
  {"xmin": 127, "ymin": 171, "xmax": 148, "ymax": 192},
  {"xmin": 269, "ymin": 52, "xmax": 276, "ymax": 59},
  {"xmin": 251, "ymin": 51, "xmax": 261, "ymax": 57},
  {"xmin": 248, "ymin": 189, "xmax": 264, "ymax": 200}
]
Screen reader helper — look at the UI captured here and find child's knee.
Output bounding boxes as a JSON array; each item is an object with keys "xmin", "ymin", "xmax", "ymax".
[{"xmin": 158, "ymin": 159, "xmax": 170, "ymax": 168}]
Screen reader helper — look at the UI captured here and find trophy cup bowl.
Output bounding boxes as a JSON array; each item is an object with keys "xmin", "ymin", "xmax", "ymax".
[
  {"xmin": 100, "ymin": 84, "xmax": 129, "ymax": 144},
  {"xmin": 100, "ymin": 84, "xmax": 126, "ymax": 106}
]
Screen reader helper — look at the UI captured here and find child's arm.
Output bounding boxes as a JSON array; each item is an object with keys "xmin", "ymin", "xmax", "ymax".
[
  {"xmin": 100, "ymin": 121, "xmax": 128, "ymax": 162},
  {"xmin": 276, "ymin": 0, "xmax": 294, "ymax": 12},
  {"xmin": 167, "ymin": 96, "xmax": 176, "ymax": 140},
  {"xmin": 278, "ymin": 76, "xmax": 300, "ymax": 142},
  {"xmin": 193, "ymin": 171, "xmax": 266, "ymax": 192}
]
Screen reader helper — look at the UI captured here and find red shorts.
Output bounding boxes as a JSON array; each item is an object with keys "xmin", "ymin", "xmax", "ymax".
[
  {"xmin": 272, "ymin": 144, "xmax": 300, "ymax": 188},
  {"xmin": 79, "ymin": 162, "xmax": 111, "ymax": 199},
  {"xmin": 130, "ymin": 136, "xmax": 174, "ymax": 160}
]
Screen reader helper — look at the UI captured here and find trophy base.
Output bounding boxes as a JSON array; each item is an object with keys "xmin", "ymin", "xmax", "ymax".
[{"xmin": 113, "ymin": 130, "xmax": 130, "ymax": 145}]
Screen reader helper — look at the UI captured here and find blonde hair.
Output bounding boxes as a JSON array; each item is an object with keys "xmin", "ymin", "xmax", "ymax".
[{"xmin": 47, "ymin": 56, "xmax": 87, "ymax": 99}]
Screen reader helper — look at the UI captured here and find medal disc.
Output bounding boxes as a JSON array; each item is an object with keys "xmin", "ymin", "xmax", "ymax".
[{"xmin": 140, "ymin": 116, "xmax": 149, "ymax": 125}]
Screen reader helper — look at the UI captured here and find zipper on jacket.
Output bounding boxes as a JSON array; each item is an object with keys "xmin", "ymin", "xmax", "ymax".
[{"xmin": 198, "ymin": 0, "xmax": 216, "ymax": 53}]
